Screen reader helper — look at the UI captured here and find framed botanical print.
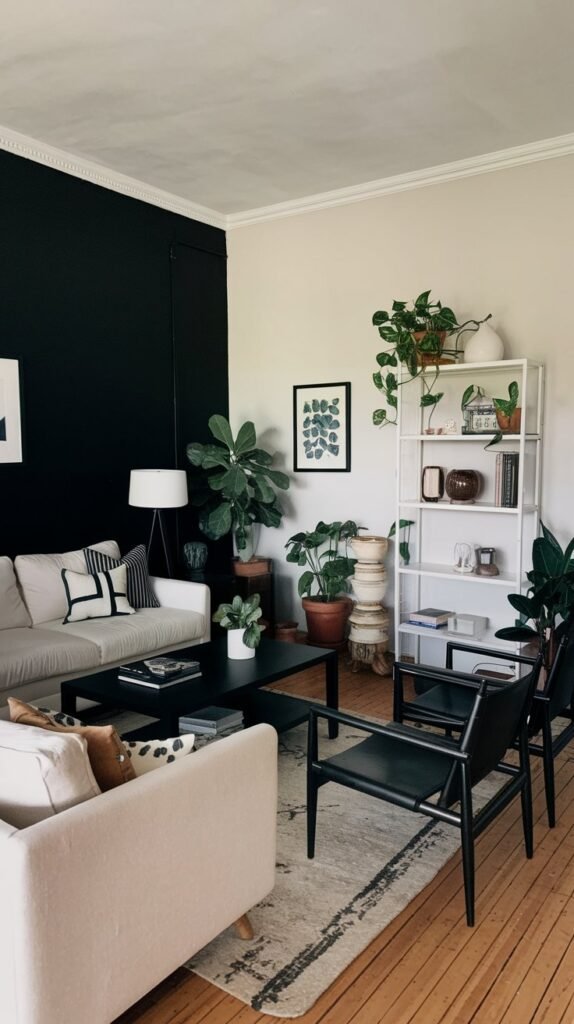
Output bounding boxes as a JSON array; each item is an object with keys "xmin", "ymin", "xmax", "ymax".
[
  {"xmin": 0, "ymin": 358, "xmax": 23, "ymax": 463},
  {"xmin": 293, "ymin": 382, "xmax": 351, "ymax": 472}
]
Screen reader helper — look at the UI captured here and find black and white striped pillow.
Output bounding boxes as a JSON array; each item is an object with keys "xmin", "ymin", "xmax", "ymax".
[{"xmin": 84, "ymin": 544, "xmax": 159, "ymax": 609}]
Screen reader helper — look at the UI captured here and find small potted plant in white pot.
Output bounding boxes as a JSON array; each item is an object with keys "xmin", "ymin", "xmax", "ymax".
[{"xmin": 213, "ymin": 594, "xmax": 265, "ymax": 660}]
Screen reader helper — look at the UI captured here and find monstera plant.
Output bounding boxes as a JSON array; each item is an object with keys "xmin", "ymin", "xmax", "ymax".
[
  {"xmin": 187, "ymin": 415, "xmax": 289, "ymax": 561},
  {"xmin": 495, "ymin": 522, "xmax": 574, "ymax": 667}
]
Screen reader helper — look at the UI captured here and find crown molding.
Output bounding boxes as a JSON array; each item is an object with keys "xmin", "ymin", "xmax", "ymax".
[
  {"xmin": 226, "ymin": 131, "xmax": 574, "ymax": 229},
  {"xmin": 3, "ymin": 123, "xmax": 574, "ymax": 233},
  {"xmin": 0, "ymin": 124, "xmax": 226, "ymax": 230}
]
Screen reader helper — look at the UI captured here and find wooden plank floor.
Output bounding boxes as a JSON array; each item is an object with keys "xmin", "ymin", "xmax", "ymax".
[{"xmin": 115, "ymin": 655, "xmax": 574, "ymax": 1024}]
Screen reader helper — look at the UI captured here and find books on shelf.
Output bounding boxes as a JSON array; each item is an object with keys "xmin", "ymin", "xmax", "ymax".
[
  {"xmin": 179, "ymin": 705, "xmax": 244, "ymax": 735},
  {"xmin": 495, "ymin": 452, "xmax": 519, "ymax": 508},
  {"xmin": 118, "ymin": 656, "xmax": 202, "ymax": 688},
  {"xmin": 408, "ymin": 608, "xmax": 453, "ymax": 629}
]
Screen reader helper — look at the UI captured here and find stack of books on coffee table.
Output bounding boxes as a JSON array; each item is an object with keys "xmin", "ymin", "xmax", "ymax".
[
  {"xmin": 118, "ymin": 656, "xmax": 202, "ymax": 688},
  {"xmin": 179, "ymin": 705, "xmax": 244, "ymax": 738}
]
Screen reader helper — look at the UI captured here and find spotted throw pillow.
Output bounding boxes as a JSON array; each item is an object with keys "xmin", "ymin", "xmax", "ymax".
[{"xmin": 124, "ymin": 735, "xmax": 195, "ymax": 775}]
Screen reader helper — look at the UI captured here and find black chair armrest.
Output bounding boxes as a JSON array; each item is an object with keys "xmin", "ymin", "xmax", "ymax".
[
  {"xmin": 309, "ymin": 706, "xmax": 468, "ymax": 761},
  {"xmin": 395, "ymin": 660, "xmax": 498, "ymax": 691},
  {"xmin": 445, "ymin": 641, "xmax": 537, "ymax": 670}
]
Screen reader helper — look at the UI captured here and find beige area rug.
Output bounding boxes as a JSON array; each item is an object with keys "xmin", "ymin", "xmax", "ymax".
[{"xmin": 185, "ymin": 721, "xmax": 503, "ymax": 1018}]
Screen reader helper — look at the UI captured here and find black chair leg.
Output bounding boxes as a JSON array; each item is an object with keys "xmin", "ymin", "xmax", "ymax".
[
  {"xmin": 307, "ymin": 773, "xmax": 318, "ymax": 859},
  {"xmin": 460, "ymin": 767, "xmax": 475, "ymax": 927},
  {"xmin": 519, "ymin": 725, "xmax": 534, "ymax": 856},
  {"xmin": 542, "ymin": 716, "xmax": 556, "ymax": 828}
]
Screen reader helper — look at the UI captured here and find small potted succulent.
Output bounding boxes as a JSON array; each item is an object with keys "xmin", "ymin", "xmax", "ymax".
[
  {"xmin": 212, "ymin": 594, "xmax": 265, "ymax": 660},
  {"xmin": 493, "ymin": 381, "xmax": 521, "ymax": 433},
  {"xmin": 285, "ymin": 520, "xmax": 359, "ymax": 646}
]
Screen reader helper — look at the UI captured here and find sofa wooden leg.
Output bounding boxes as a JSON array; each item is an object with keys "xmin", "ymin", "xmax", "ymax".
[{"xmin": 233, "ymin": 914, "xmax": 254, "ymax": 940}]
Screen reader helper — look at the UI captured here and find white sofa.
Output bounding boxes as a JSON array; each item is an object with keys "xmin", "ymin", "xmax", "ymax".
[
  {"xmin": 0, "ymin": 721, "xmax": 278, "ymax": 1024},
  {"xmin": 0, "ymin": 542, "xmax": 210, "ymax": 707}
]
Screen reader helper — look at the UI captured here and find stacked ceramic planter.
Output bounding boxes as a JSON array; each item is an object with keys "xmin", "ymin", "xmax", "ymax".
[{"xmin": 348, "ymin": 536, "xmax": 392, "ymax": 676}]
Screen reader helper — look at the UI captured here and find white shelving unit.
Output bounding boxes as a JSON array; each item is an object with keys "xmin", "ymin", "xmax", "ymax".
[{"xmin": 394, "ymin": 358, "xmax": 544, "ymax": 669}]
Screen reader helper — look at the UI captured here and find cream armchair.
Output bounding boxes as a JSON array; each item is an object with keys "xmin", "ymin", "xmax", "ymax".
[{"xmin": 0, "ymin": 723, "xmax": 278, "ymax": 1024}]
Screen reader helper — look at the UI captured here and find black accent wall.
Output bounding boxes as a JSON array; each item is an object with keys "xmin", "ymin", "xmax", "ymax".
[{"xmin": 0, "ymin": 149, "xmax": 228, "ymax": 569}]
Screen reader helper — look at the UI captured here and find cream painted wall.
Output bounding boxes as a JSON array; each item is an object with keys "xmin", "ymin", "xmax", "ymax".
[{"xmin": 228, "ymin": 156, "xmax": 574, "ymax": 626}]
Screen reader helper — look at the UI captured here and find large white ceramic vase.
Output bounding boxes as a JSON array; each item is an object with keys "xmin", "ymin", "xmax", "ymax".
[
  {"xmin": 227, "ymin": 628, "xmax": 256, "ymax": 660},
  {"xmin": 463, "ymin": 322, "xmax": 504, "ymax": 363}
]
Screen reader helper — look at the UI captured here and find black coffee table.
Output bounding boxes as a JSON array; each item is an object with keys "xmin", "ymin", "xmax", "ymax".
[{"xmin": 60, "ymin": 637, "xmax": 339, "ymax": 740}]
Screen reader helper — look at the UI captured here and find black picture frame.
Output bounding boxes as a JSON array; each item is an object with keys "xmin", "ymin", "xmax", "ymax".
[{"xmin": 293, "ymin": 382, "xmax": 351, "ymax": 472}]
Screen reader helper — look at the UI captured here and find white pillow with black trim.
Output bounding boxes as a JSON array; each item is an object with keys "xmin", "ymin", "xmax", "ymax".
[
  {"xmin": 124, "ymin": 735, "xmax": 195, "ymax": 774},
  {"xmin": 84, "ymin": 543, "xmax": 159, "ymax": 609},
  {"xmin": 62, "ymin": 564, "xmax": 135, "ymax": 623}
]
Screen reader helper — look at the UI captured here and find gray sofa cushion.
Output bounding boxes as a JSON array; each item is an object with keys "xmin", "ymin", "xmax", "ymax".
[
  {"xmin": 42, "ymin": 607, "xmax": 205, "ymax": 664},
  {"xmin": 0, "ymin": 557, "xmax": 31, "ymax": 630},
  {"xmin": 0, "ymin": 628, "xmax": 100, "ymax": 691},
  {"xmin": 14, "ymin": 540, "xmax": 121, "ymax": 625}
]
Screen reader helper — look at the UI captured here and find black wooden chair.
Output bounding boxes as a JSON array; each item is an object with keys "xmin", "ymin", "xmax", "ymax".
[
  {"xmin": 307, "ymin": 661, "xmax": 541, "ymax": 927},
  {"xmin": 395, "ymin": 620, "xmax": 573, "ymax": 828}
]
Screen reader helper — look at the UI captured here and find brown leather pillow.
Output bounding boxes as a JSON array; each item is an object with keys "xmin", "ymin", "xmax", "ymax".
[{"xmin": 8, "ymin": 698, "xmax": 136, "ymax": 791}]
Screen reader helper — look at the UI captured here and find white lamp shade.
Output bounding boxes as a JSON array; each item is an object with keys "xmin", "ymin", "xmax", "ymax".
[{"xmin": 129, "ymin": 469, "xmax": 188, "ymax": 509}]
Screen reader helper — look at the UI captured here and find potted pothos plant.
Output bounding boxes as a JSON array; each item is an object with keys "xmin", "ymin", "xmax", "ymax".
[
  {"xmin": 212, "ymin": 594, "xmax": 264, "ymax": 660},
  {"xmin": 495, "ymin": 523, "xmax": 574, "ymax": 668},
  {"xmin": 494, "ymin": 381, "xmax": 521, "ymax": 433},
  {"xmin": 372, "ymin": 291, "xmax": 491, "ymax": 428},
  {"xmin": 187, "ymin": 415, "xmax": 289, "ymax": 567},
  {"xmin": 285, "ymin": 520, "xmax": 359, "ymax": 646}
]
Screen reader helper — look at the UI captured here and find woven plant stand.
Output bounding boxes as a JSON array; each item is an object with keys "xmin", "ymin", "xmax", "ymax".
[{"xmin": 348, "ymin": 640, "xmax": 393, "ymax": 676}]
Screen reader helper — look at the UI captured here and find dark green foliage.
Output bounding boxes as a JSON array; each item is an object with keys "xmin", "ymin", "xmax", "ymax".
[
  {"xmin": 212, "ymin": 593, "xmax": 264, "ymax": 649},
  {"xmin": 187, "ymin": 415, "xmax": 289, "ymax": 552},
  {"xmin": 495, "ymin": 522, "xmax": 574, "ymax": 664},
  {"xmin": 371, "ymin": 291, "xmax": 490, "ymax": 428},
  {"xmin": 388, "ymin": 519, "xmax": 415, "ymax": 565},
  {"xmin": 285, "ymin": 520, "xmax": 360, "ymax": 602}
]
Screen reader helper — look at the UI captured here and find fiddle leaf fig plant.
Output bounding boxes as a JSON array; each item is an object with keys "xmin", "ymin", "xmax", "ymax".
[
  {"xmin": 285, "ymin": 520, "xmax": 359, "ymax": 601},
  {"xmin": 212, "ymin": 594, "xmax": 264, "ymax": 649},
  {"xmin": 372, "ymin": 291, "xmax": 491, "ymax": 427},
  {"xmin": 495, "ymin": 522, "xmax": 574, "ymax": 666},
  {"xmin": 187, "ymin": 415, "xmax": 289, "ymax": 557}
]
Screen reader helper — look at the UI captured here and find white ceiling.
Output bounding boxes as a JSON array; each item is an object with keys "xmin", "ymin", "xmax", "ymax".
[{"xmin": 2, "ymin": 0, "xmax": 574, "ymax": 218}]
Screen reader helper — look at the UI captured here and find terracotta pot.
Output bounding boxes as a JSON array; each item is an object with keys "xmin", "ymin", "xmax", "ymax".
[
  {"xmin": 445, "ymin": 469, "xmax": 482, "ymax": 504},
  {"xmin": 495, "ymin": 407, "xmax": 521, "ymax": 434},
  {"xmin": 274, "ymin": 620, "xmax": 298, "ymax": 643},
  {"xmin": 413, "ymin": 330, "xmax": 454, "ymax": 365},
  {"xmin": 232, "ymin": 556, "xmax": 271, "ymax": 577},
  {"xmin": 302, "ymin": 596, "xmax": 352, "ymax": 647}
]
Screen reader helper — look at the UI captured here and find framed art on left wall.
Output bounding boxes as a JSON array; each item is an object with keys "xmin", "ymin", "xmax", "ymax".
[{"xmin": 0, "ymin": 358, "xmax": 23, "ymax": 463}]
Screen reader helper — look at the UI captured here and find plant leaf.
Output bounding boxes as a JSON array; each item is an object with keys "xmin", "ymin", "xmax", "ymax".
[
  {"xmin": 208, "ymin": 414, "xmax": 235, "ymax": 450},
  {"xmin": 234, "ymin": 421, "xmax": 257, "ymax": 455}
]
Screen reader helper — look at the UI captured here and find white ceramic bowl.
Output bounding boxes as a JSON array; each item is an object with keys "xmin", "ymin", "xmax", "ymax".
[
  {"xmin": 350, "ymin": 535, "xmax": 389, "ymax": 563},
  {"xmin": 350, "ymin": 577, "xmax": 388, "ymax": 603}
]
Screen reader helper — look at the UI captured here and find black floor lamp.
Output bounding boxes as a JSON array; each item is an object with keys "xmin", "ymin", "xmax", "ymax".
[{"xmin": 129, "ymin": 469, "xmax": 188, "ymax": 577}]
